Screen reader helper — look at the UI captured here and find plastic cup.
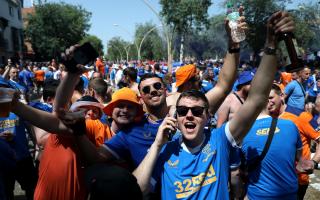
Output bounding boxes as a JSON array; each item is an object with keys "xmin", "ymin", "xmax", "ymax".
[{"xmin": 0, "ymin": 88, "xmax": 15, "ymax": 118}]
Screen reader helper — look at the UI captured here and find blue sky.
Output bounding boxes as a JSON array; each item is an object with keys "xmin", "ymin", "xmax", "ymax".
[{"xmin": 23, "ymin": 0, "xmax": 312, "ymax": 49}]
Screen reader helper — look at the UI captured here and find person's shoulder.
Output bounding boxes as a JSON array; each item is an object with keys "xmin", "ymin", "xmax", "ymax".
[
  {"xmin": 119, "ymin": 118, "xmax": 147, "ymax": 134},
  {"xmin": 277, "ymin": 117, "xmax": 299, "ymax": 129},
  {"xmin": 299, "ymin": 112, "xmax": 312, "ymax": 121},
  {"xmin": 86, "ymin": 119, "xmax": 106, "ymax": 130}
]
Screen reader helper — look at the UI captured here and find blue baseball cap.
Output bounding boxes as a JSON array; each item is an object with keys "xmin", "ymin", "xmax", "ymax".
[{"xmin": 237, "ymin": 71, "xmax": 254, "ymax": 89}]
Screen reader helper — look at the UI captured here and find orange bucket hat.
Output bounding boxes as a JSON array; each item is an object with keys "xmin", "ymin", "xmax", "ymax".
[
  {"xmin": 103, "ymin": 87, "xmax": 144, "ymax": 118},
  {"xmin": 175, "ymin": 64, "xmax": 197, "ymax": 87}
]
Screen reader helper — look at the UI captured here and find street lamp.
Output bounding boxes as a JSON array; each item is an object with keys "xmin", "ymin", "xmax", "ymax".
[
  {"xmin": 113, "ymin": 23, "xmax": 139, "ymax": 61},
  {"xmin": 138, "ymin": 25, "xmax": 162, "ymax": 61},
  {"xmin": 142, "ymin": 0, "xmax": 173, "ymax": 73}
]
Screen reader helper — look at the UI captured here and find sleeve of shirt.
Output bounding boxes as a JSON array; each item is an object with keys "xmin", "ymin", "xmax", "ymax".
[
  {"xmin": 299, "ymin": 117, "xmax": 320, "ymax": 141},
  {"xmin": 224, "ymin": 122, "xmax": 240, "ymax": 148},
  {"xmin": 104, "ymin": 132, "xmax": 130, "ymax": 160},
  {"xmin": 284, "ymin": 82, "xmax": 294, "ymax": 95}
]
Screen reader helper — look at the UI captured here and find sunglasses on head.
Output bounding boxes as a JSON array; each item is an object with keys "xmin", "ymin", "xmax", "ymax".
[
  {"xmin": 142, "ymin": 82, "xmax": 163, "ymax": 94},
  {"xmin": 176, "ymin": 106, "xmax": 206, "ymax": 117}
]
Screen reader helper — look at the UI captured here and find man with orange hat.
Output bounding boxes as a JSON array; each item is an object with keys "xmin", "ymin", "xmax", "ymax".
[
  {"xmin": 167, "ymin": 64, "xmax": 200, "ymax": 115},
  {"xmin": 103, "ymin": 87, "xmax": 144, "ymax": 134}
]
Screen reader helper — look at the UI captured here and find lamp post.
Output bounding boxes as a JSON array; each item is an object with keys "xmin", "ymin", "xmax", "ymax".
[
  {"xmin": 113, "ymin": 24, "xmax": 139, "ymax": 61},
  {"xmin": 138, "ymin": 25, "xmax": 162, "ymax": 61},
  {"xmin": 109, "ymin": 45, "xmax": 123, "ymax": 62},
  {"xmin": 142, "ymin": 0, "xmax": 173, "ymax": 73}
]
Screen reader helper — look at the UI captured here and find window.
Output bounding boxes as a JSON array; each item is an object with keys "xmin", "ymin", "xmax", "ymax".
[
  {"xmin": 9, "ymin": 6, "xmax": 14, "ymax": 17},
  {"xmin": 17, "ymin": 9, "xmax": 21, "ymax": 20}
]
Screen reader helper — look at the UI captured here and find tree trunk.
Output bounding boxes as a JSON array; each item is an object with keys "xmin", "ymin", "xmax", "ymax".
[{"xmin": 179, "ymin": 35, "xmax": 184, "ymax": 63}]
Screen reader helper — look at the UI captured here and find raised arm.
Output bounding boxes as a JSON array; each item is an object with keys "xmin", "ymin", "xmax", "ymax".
[
  {"xmin": 216, "ymin": 96, "xmax": 231, "ymax": 127},
  {"xmin": 133, "ymin": 116, "xmax": 176, "ymax": 194},
  {"xmin": 229, "ymin": 11, "xmax": 294, "ymax": 144},
  {"xmin": 11, "ymin": 101, "xmax": 72, "ymax": 135},
  {"xmin": 205, "ymin": 17, "xmax": 245, "ymax": 115}
]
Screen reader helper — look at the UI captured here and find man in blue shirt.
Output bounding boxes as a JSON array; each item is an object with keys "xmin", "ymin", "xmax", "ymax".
[
  {"xmin": 132, "ymin": 11, "xmax": 294, "ymax": 199},
  {"xmin": 284, "ymin": 67, "xmax": 310, "ymax": 115},
  {"xmin": 240, "ymin": 84, "xmax": 303, "ymax": 200}
]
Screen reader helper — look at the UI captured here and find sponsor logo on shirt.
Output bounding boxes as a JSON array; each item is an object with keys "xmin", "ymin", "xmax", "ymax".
[
  {"xmin": 256, "ymin": 127, "xmax": 280, "ymax": 136},
  {"xmin": 143, "ymin": 132, "xmax": 152, "ymax": 138},
  {"xmin": 0, "ymin": 119, "xmax": 19, "ymax": 130},
  {"xmin": 167, "ymin": 159, "xmax": 179, "ymax": 168},
  {"xmin": 174, "ymin": 165, "xmax": 217, "ymax": 199}
]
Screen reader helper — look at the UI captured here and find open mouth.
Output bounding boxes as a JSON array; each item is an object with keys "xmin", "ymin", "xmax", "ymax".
[{"xmin": 184, "ymin": 122, "xmax": 196, "ymax": 131}]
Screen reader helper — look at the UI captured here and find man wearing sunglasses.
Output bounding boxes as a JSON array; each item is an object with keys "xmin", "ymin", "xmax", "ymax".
[{"xmin": 133, "ymin": 11, "xmax": 295, "ymax": 199}]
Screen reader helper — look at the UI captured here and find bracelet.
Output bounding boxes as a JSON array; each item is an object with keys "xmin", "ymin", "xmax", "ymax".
[
  {"xmin": 228, "ymin": 48, "xmax": 240, "ymax": 54},
  {"xmin": 313, "ymin": 160, "xmax": 319, "ymax": 169}
]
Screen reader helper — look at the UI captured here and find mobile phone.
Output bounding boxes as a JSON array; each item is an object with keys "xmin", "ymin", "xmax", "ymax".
[
  {"xmin": 62, "ymin": 42, "xmax": 99, "ymax": 72},
  {"xmin": 167, "ymin": 111, "xmax": 177, "ymax": 140}
]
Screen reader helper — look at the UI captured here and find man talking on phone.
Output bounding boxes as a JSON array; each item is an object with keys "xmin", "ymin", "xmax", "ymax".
[{"xmin": 133, "ymin": 11, "xmax": 296, "ymax": 199}]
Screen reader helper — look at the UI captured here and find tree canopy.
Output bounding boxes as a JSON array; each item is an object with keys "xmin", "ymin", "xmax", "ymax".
[
  {"xmin": 134, "ymin": 22, "xmax": 165, "ymax": 61},
  {"xmin": 25, "ymin": 2, "xmax": 91, "ymax": 60},
  {"xmin": 160, "ymin": 0, "xmax": 212, "ymax": 34}
]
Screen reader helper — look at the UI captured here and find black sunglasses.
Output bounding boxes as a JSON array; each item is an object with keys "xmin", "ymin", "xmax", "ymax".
[
  {"xmin": 142, "ymin": 82, "xmax": 163, "ymax": 94},
  {"xmin": 176, "ymin": 106, "xmax": 206, "ymax": 117}
]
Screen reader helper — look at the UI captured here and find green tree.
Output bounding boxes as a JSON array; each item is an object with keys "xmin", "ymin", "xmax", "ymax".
[
  {"xmin": 240, "ymin": 0, "xmax": 319, "ymax": 59},
  {"xmin": 290, "ymin": 2, "xmax": 320, "ymax": 51},
  {"xmin": 159, "ymin": 0, "xmax": 212, "ymax": 64},
  {"xmin": 134, "ymin": 22, "xmax": 165, "ymax": 61},
  {"xmin": 185, "ymin": 14, "xmax": 227, "ymax": 60},
  {"xmin": 79, "ymin": 35, "xmax": 104, "ymax": 56},
  {"xmin": 25, "ymin": 2, "xmax": 91, "ymax": 60},
  {"xmin": 107, "ymin": 37, "xmax": 131, "ymax": 62}
]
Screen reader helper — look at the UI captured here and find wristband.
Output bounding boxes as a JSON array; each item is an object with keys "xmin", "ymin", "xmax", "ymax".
[{"xmin": 228, "ymin": 48, "xmax": 240, "ymax": 54}]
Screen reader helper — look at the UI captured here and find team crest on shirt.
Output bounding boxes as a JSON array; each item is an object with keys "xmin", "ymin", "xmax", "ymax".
[
  {"xmin": 167, "ymin": 159, "xmax": 179, "ymax": 168},
  {"xmin": 143, "ymin": 132, "xmax": 152, "ymax": 138},
  {"xmin": 202, "ymin": 144, "xmax": 216, "ymax": 162},
  {"xmin": 256, "ymin": 127, "xmax": 280, "ymax": 136}
]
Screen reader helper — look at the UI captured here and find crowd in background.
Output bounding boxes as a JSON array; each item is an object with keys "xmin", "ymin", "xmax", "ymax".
[{"xmin": 0, "ymin": 11, "xmax": 320, "ymax": 200}]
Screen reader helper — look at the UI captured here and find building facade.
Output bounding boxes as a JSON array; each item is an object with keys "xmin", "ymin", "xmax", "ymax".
[{"xmin": 0, "ymin": 0, "xmax": 24, "ymax": 65}]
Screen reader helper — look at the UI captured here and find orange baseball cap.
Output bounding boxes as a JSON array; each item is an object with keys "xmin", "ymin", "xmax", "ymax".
[
  {"xmin": 103, "ymin": 87, "xmax": 144, "ymax": 118},
  {"xmin": 175, "ymin": 64, "xmax": 197, "ymax": 87}
]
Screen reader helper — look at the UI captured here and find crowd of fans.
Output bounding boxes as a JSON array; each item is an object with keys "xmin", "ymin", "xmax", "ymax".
[{"xmin": 0, "ymin": 11, "xmax": 320, "ymax": 200}]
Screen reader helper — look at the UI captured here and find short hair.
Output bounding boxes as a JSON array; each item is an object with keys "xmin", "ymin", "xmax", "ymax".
[
  {"xmin": 138, "ymin": 73, "xmax": 164, "ymax": 90},
  {"xmin": 43, "ymin": 79, "xmax": 60, "ymax": 101},
  {"xmin": 271, "ymin": 84, "xmax": 283, "ymax": 96},
  {"xmin": 154, "ymin": 63, "xmax": 160, "ymax": 71},
  {"xmin": 123, "ymin": 67, "xmax": 137, "ymax": 81},
  {"xmin": 89, "ymin": 78, "xmax": 108, "ymax": 97},
  {"xmin": 176, "ymin": 90, "xmax": 209, "ymax": 110}
]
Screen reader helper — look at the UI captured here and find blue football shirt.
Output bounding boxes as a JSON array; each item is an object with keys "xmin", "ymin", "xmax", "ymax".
[
  {"xmin": 104, "ymin": 116, "xmax": 163, "ymax": 167},
  {"xmin": 241, "ymin": 117, "xmax": 302, "ymax": 200},
  {"xmin": 152, "ymin": 123, "xmax": 236, "ymax": 200}
]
